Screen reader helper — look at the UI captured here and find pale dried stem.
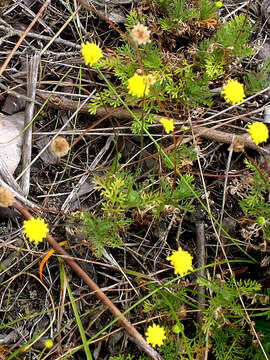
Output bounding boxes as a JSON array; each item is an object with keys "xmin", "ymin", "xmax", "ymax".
[
  {"xmin": 195, "ymin": 222, "xmax": 206, "ymax": 328},
  {"xmin": 20, "ymin": 52, "xmax": 41, "ymax": 195},
  {"xmin": 0, "ymin": 23, "xmax": 81, "ymax": 50}
]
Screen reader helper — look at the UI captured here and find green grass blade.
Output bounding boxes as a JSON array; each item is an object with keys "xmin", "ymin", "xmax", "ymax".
[{"xmin": 66, "ymin": 271, "xmax": 93, "ymax": 360}]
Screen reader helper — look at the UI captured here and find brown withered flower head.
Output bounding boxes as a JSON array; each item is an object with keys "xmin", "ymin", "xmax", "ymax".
[
  {"xmin": 130, "ymin": 23, "xmax": 151, "ymax": 45},
  {"xmin": 50, "ymin": 136, "xmax": 70, "ymax": 157},
  {"xmin": 229, "ymin": 136, "xmax": 245, "ymax": 153}
]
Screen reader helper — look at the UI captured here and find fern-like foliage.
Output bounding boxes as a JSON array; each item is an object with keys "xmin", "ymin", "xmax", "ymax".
[
  {"xmin": 73, "ymin": 212, "xmax": 126, "ymax": 258},
  {"xmin": 163, "ymin": 61, "xmax": 213, "ymax": 106},
  {"xmin": 199, "ymin": 14, "xmax": 253, "ymax": 64},
  {"xmin": 203, "ymin": 53, "xmax": 225, "ymax": 80},
  {"xmin": 239, "ymin": 159, "xmax": 270, "ymax": 241},
  {"xmin": 156, "ymin": 175, "xmax": 195, "ymax": 216},
  {"xmin": 157, "ymin": 0, "xmax": 199, "ymax": 25},
  {"xmin": 92, "ymin": 155, "xmax": 195, "ymax": 218},
  {"xmin": 155, "ymin": 0, "xmax": 219, "ymax": 29},
  {"xmin": 162, "ymin": 143, "xmax": 196, "ymax": 169},
  {"xmin": 143, "ymin": 285, "xmax": 188, "ymax": 316},
  {"xmin": 211, "ymin": 327, "xmax": 250, "ymax": 360},
  {"xmin": 198, "ymin": 0, "xmax": 217, "ymax": 21},
  {"xmin": 198, "ymin": 276, "xmax": 261, "ymax": 333},
  {"xmin": 109, "ymin": 355, "xmax": 135, "ymax": 360},
  {"xmin": 244, "ymin": 58, "xmax": 270, "ymax": 95},
  {"xmin": 124, "ymin": 10, "xmax": 141, "ymax": 31}
]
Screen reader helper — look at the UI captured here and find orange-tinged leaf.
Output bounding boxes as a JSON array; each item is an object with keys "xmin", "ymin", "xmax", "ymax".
[{"xmin": 39, "ymin": 241, "xmax": 67, "ymax": 280}]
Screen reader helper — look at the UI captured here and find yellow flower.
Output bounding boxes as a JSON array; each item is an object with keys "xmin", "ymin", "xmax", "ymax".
[
  {"xmin": 215, "ymin": 1, "xmax": 222, "ymax": 8},
  {"xmin": 22, "ymin": 217, "xmax": 49, "ymax": 245},
  {"xmin": 247, "ymin": 122, "xmax": 269, "ymax": 145},
  {"xmin": 130, "ymin": 23, "xmax": 151, "ymax": 45},
  {"xmin": 160, "ymin": 117, "xmax": 174, "ymax": 134},
  {"xmin": 127, "ymin": 73, "xmax": 150, "ymax": 98},
  {"xmin": 44, "ymin": 339, "xmax": 53, "ymax": 349},
  {"xmin": 145, "ymin": 323, "xmax": 166, "ymax": 347},
  {"xmin": 167, "ymin": 247, "xmax": 193, "ymax": 276},
  {"xmin": 81, "ymin": 42, "xmax": 103, "ymax": 67},
  {"xmin": 221, "ymin": 79, "xmax": 245, "ymax": 105}
]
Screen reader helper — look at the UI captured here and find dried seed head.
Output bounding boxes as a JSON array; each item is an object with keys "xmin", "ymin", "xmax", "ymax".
[
  {"xmin": 0, "ymin": 187, "xmax": 14, "ymax": 207},
  {"xmin": 130, "ymin": 23, "xmax": 151, "ymax": 45},
  {"xmin": 229, "ymin": 136, "xmax": 245, "ymax": 153},
  {"xmin": 50, "ymin": 136, "xmax": 69, "ymax": 157}
]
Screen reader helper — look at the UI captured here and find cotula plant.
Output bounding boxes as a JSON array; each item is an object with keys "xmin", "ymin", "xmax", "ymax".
[{"xmin": 89, "ymin": 6, "xmax": 254, "ymax": 133}]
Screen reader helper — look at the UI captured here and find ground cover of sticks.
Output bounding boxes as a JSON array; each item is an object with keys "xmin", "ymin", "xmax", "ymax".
[{"xmin": 1, "ymin": 1, "xmax": 270, "ymax": 359}]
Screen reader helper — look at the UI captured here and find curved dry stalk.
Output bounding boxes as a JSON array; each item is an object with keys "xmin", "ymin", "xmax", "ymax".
[{"xmin": 12, "ymin": 200, "xmax": 164, "ymax": 360}]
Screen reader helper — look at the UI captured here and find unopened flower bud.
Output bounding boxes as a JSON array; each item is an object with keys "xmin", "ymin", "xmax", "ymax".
[{"xmin": 256, "ymin": 216, "xmax": 266, "ymax": 227}]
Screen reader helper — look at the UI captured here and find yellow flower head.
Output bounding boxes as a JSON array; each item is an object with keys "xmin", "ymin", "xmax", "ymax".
[
  {"xmin": 160, "ymin": 117, "xmax": 174, "ymax": 134},
  {"xmin": 127, "ymin": 73, "xmax": 151, "ymax": 98},
  {"xmin": 130, "ymin": 23, "xmax": 151, "ymax": 45},
  {"xmin": 215, "ymin": 1, "xmax": 222, "ymax": 8},
  {"xmin": 145, "ymin": 323, "xmax": 166, "ymax": 347},
  {"xmin": 44, "ymin": 339, "xmax": 53, "ymax": 349},
  {"xmin": 247, "ymin": 122, "xmax": 269, "ymax": 145},
  {"xmin": 221, "ymin": 79, "xmax": 245, "ymax": 105},
  {"xmin": 81, "ymin": 42, "xmax": 103, "ymax": 67},
  {"xmin": 22, "ymin": 217, "xmax": 49, "ymax": 245},
  {"xmin": 167, "ymin": 247, "xmax": 193, "ymax": 276}
]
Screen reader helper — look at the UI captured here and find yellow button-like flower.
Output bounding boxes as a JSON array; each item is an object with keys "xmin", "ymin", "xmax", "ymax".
[
  {"xmin": 160, "ymin": 117, "xmax": 174, "ymax": 134},
  {"xmin": 81, "ymin": 42, "xmax": 103, "ymax": 67},
  {"xmin": 221, "ymin": 79, "xmax": 245, "ymax": 105},
  {"xmin": 145, "ymin": 323, "xmax": 166, "ymax": 347},
  {"xmin": 44, "ymin": 339, "xmax": 53, "ymax": 349},
  {"xmin": 215, "ymin": 1, "xmax": 222, "ymax": 8},
  {"xmin": 22, "ymin": 217, "xmax": 49, "ymax": 245},
  {"xmin": 247, "ymin": 122, "xmax": 269, "ymax": 145},
  {"xmin": 127, "ymin": 73, "xmax": 150, "ymax": 98},
  {"xmin": 167, "ymin": 247, "xmax": 193, "ymax": 276}
]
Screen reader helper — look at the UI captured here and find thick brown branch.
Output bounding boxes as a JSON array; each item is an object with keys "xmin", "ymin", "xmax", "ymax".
[{"xmin": 36, "ymin": 92, "xmax": 261, "ymax": 152}]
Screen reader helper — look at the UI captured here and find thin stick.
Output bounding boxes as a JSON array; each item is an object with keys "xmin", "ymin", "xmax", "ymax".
[{"xmin": 196, "ymin": 222, "xmax": 206, "ymax": 328}]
